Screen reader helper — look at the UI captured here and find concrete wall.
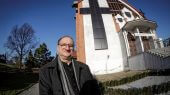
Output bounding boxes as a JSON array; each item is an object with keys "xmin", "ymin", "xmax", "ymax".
[
  {"xmin": 129, "ymin": 53, "xmax": 146, "ymax": 70},
  {"xmin": 129, "ymin": 52, "xmax": 170, "ymax": 70},
  {"xmin": 164, "ymin": 57, "xmax": 170, "ymax": 69}
]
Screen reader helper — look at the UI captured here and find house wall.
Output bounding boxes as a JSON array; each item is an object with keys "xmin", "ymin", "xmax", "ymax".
[
  {"xmin": 76, "ymin": 2, "xmax": 86, "ymax": 63},
  {"xmin": 82, "ymin": 0, "xmax": 125, "ymax": 74}
]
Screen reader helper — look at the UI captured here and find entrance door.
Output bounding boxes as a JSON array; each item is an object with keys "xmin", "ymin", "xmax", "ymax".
[
  {"xmin": 142, "ymin": 36, "xmax": 150, "ymax": 52},
  {"xmin": 127, "ymin": 32, "xmax": 137, "ymax": 56}
]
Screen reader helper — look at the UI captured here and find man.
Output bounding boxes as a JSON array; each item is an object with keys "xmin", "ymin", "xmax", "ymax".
[{"xmin": 39, "ymin": 36, "xmax": 101, "ymax": 95}]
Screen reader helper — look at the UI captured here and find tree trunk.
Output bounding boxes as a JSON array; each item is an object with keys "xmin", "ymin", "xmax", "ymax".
[
  {"xmin": 19, "ymin": 56, "xmax": 22, "ymax": 69},
  {"xmin": 19, "ymin": 52, "xmax": 23, "ymax": 70}
]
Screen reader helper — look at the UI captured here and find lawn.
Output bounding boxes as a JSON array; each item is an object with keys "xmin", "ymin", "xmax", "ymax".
[{"xmin": 0, "ymin": 63, "xmax": 39, "ymax": 95}]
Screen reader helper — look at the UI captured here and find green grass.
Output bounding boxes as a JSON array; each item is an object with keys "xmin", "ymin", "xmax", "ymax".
[
  {"xmin": 0, "ymin": 63, "xmax": 18, "ymax": 73},
  {"xmin": 0, "ymin": 72, "xmax": 39, "ymax": 95},
  {"xmin": 0, "ymin": 63, "xmax": 17, "ymax": 68}
]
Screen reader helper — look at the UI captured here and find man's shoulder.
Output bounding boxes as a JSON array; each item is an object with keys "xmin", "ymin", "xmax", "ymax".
[
  {"xmin": 40, "ymin": 58, "xmax": 57, "ymax": 71},
  {"xmin": 75, "ymin": 60, "xmax": 89, "ymax": 69},
  {"xmin": 75, "ymin": 60, "xmax": 93, "ymax": 78}
]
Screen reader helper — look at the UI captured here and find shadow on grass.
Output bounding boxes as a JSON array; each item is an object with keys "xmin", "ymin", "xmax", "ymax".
[{"xmin": 0, "ymin": 72, "xmax": 38, "ymax": 91}]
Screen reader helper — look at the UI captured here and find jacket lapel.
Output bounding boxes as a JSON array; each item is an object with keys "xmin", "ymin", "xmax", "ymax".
[{"xmin": 73, "ymin": 59, "xmax": 82, "ymax": 87}]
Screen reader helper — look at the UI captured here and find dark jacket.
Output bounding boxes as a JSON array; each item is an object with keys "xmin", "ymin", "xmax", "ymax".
[{"xmin": 39, "ymin": 57, "xmax": 101, "ymax": 95}]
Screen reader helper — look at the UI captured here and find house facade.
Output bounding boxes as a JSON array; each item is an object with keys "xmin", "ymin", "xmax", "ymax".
[{"xmin": 73, "ymin": 0, "xmax": 165, "ymax": 75}]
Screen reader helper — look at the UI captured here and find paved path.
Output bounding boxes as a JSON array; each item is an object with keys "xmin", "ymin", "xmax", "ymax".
[
  {"xmin": 18, "ymin": 83, "xmax": 39, "ymax": 95},
  {"xmin": 110, "ymin": 76, "xmax": 170, "ymax": 89}
]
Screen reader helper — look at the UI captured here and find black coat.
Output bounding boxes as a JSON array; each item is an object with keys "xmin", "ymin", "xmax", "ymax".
[{"xmin": 39, "ymin": 57, "xmax": 101, "ymax": 95}]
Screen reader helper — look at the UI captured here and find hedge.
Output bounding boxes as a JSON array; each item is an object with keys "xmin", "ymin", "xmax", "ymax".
[
  {"xmin": 101, "ymin": 69, "xmax": 170, "ymax": 87},
  {"xmin": 99, "ymin": 69, "xmax": 170, "ymax": 95},
  {"xmin": 104, "ymin": 81, "xmax": 170, "ymax": 95}
]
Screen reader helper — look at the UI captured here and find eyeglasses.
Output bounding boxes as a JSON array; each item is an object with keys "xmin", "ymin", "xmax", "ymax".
[{"xmin": 59, "ymin": 43, "xmax": 74, "ymax": 48}]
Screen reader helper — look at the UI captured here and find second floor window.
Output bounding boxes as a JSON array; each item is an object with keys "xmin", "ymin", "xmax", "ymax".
[{"xmin": 125, "ymin": 12, "xmax": 131, "ymax": 18}]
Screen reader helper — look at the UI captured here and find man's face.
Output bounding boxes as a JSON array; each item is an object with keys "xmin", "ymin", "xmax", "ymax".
[{"xmin": 58, "ymin": 37, "xmax": 74, "ymax": 58}]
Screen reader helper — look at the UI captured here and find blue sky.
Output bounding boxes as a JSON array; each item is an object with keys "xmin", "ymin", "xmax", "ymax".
[{"xmin": 0, "ymin": 0, "xmax": 170, "ymax": 56}]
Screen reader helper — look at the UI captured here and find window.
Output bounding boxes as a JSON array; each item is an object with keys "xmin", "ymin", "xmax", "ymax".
[
  {"xmin": 76, "ymin": 9, "xmax": 78, "ymax": 13},
  {"xmin": 94, "ymin": 38, "xmax": 108, "ymax": 50},
  {"xmin": 118, "ymin": 18, "xmax": 123, "ymax": 22},
  {"xmin": 125, "ymin": 12, "xmax": 131, "ymax": 18}
]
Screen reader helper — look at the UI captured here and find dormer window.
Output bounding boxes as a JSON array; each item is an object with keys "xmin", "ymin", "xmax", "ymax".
[
  {"xmin": 125, "ymin": 12, "xmax": 131, "ymax": 18},
  {"xmin": 118, "ymin": 18, "xmax": 123, "ymax": 22}
]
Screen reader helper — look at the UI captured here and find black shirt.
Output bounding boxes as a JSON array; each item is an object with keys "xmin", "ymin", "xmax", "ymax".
[{"xmin": 62, "ymin": 62, "xmax": 79, "ymax": 95}]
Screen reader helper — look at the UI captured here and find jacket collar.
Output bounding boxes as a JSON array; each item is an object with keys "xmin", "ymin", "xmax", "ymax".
[
  {"xmin": 46, "ymin": 57, "xmax": 58, "ymax": 68},
  {"xmin": 46, "ymin": 55, "xmax": 81, "ymax": 85}
]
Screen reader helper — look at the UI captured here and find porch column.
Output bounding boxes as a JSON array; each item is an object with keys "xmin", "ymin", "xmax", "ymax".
[
  {"xmin": 149, "ymin": 28, "xmax": 156, "ymax": 49},
  {"xmin": 152, "ymin": 29, "xmax": 159, "ymax": 49},
  {"xmin": 123, "ymin": 30, "xmax": 131, "ymax": 56},
  {"xmin": 159, "ymin": 38, "xmax": 164, "ymax": 48},
  {"xmin": 135, "ymin": 28, "xmax": 144, "ymax": 53}
]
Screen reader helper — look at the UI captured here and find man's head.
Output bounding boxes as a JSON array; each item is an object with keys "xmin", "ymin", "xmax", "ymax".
[{"xmin": 57, "ymin": 36, "xmax": 74, "ymax": 61}]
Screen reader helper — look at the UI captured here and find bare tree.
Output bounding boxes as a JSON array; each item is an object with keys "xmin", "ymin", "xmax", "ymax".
[{"xmin": 5, "ymin": 23, "xmax": 37, "ymax": 69}]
